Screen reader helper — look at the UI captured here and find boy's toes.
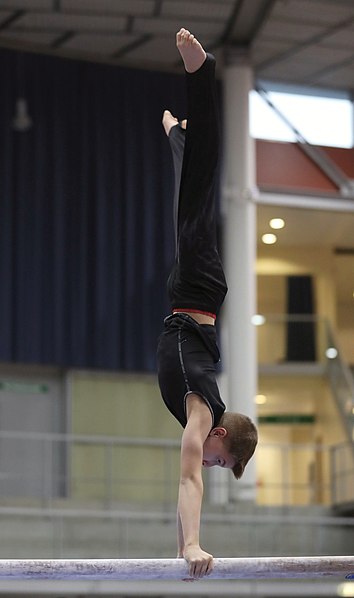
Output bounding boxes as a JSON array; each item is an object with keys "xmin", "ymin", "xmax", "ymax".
[{"xmin": 162, "ymin": 110, "xmax": 179, "ymax": 136}]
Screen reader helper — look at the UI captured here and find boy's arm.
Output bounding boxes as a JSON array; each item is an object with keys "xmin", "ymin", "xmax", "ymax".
[
  {"xmin": 177, "ymin": 395, "xmax": 214, "ymax": 579},
  {"xmin": 177, "ymin": 510, "xmax": 184, "ymax": 557}
]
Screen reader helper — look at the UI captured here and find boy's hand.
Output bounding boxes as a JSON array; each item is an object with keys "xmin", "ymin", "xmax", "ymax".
[{"xmin": 183, "ymin": 545, "xmax": 214, "ymax": 579}]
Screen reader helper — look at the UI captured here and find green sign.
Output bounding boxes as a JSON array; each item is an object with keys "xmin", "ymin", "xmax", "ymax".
[
  {"xmin": 0, "ymin": 381, "xmax": 49, "ymax": 394},
  {"xmin": 258, "ymin": 414, "xmax": 315, "ymax": 425}
]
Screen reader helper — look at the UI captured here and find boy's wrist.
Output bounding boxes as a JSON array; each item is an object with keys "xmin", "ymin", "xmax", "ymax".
[{"xmin": 184, "ymin": 541, "xmax": 200, "ymax": 550}]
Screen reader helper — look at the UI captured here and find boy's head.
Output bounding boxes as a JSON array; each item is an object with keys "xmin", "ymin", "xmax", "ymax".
[{"xmin": 202, "ymin": 412, "xmax": 258, "ymax": 479}]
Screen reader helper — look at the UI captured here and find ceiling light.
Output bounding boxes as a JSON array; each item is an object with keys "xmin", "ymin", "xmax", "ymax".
[
  {"xmin": 251, "ymin": 314, "xmax": 266, "ymax": 326},
  {"xmin": 269, "ymin": 218, "xmax": 285, "ymax": 229},
  {"xmin": 255, "ymin": 394, "xmax": 267, "ymax": 405},
  {"xmin": 262, "ymin": 233, "xmax": 277, "ymax": 245},
  {"xmin": 325, "ymin": 347, "xmax": 338, "ymax": 359}
]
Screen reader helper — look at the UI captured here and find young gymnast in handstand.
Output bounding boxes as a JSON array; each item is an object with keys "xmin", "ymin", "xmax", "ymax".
[{"xmin": 157, "ymin": 29, "xmax": 258, "ymax": 580}]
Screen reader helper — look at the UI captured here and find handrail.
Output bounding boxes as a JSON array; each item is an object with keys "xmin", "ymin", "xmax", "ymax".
[
  {"xmin": 0, "ymin": 430, "xmax": 352, "ymax": 507},
  {"xmin": 324, "ymin": 320, "xmax": 354, "ymax": 445}
]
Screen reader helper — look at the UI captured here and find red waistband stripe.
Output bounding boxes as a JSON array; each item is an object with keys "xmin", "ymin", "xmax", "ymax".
[{"xmin": 172, "ymin": 308, "xmax": 216, "ymax": 320}]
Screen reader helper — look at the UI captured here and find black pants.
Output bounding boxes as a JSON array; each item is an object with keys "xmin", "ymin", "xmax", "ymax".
[
  {"xmin": 167, "ymin": 53, "xmax": 227, "ymax": 318},
  {"xmin": 157, "ymin": 55, "xmax": 226, "ymax": 429}
]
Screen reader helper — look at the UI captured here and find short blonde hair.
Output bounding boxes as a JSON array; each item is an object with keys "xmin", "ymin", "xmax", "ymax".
[{"xmin": 218, "ymin": 412, "xmax": 258, "ymax": 479}]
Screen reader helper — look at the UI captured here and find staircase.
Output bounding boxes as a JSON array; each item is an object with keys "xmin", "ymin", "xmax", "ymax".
[{"xmin": 325, "ymin": 322, "xmax": 354, "ymax": 447}]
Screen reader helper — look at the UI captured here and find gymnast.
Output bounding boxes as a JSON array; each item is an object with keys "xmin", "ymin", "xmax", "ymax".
[{"xmin": 157, "ymin": 29, "xmax": 258, "ymax": 579}]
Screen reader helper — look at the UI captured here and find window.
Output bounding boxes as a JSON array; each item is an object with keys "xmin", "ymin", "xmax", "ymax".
[{"xmin": 250, "ymin": 88, "xmax": 353, "ymax": 149}]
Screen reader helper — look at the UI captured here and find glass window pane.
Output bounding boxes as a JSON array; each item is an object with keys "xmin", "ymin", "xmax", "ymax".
[{"xmin": 250, "ymin": 89, "xmax": 353, "ymax": 148}]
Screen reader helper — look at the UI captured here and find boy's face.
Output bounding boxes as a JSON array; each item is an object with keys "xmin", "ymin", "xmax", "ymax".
[{"xmin": 202, "ymin": 428, "xmax": 235, "ymax": 469}]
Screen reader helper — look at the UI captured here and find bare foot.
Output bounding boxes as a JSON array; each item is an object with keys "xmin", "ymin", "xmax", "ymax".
[
  {"xmin": 162, "ymin": 110, "xmax": 178, "ymax": 136},
  {"xmin": 162, "ymin": 111, "xmax": 187, "ymax": 136},
  {"xmin": 176, "ymin": 28, "xmax": 206, "ymax": 73}
]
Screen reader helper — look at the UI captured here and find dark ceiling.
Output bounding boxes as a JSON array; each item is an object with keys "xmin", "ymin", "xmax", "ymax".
[{"xmin": 0, "ymin": 0, "xmax": 354, "ymax": 93}]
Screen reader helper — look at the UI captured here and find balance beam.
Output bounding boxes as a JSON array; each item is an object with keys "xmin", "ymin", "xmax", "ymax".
[{"xmin": 0, "ymin": 556, "xmax": 353, "ymax": 580}]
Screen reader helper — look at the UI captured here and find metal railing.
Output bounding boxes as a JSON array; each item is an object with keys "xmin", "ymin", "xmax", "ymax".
[
  {"xmin": 325, "ymin": 321, "xmax": 354, "ymax": 444},
  {"xmin": 257, "ymin": 314, "xmax": 328, "ymax": 367},
  {"xmin": 330, "ymin": 442, "xmax": 354, "ymax": 505},
  {"xmin": 0, "ymin": 430, "xmax": 352, "ymax": 509},
  {"xmin": 256, "ymin": 314, "xmax": 354, "ymax": 444}
]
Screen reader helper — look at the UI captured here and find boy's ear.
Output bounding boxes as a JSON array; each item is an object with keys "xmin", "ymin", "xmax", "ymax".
[{"xmin": 209, "ymin": 427, "xmax": 227, "ymax": 438}]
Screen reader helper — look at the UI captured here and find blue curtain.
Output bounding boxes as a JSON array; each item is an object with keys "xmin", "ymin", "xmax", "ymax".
[{"xmin": 0, "ymin": 48, "xmax": 190, "ymax": 371}]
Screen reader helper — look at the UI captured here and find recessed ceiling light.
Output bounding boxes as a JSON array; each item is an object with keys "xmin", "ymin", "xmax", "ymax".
[
  {"xmin": 262, "ymin": 233, "xmax": 277, "ymax": 245},
  {"xmin": 255, "ymin": 394, "xmax": 267, "ymax": 405},
  {"xmin": 251, "ymin": 314, "xmax": 266, "ymax": 326},
  {"xmin": 269, "ymin": 218, "xmax": 285, "ymax": 230},
  {"xmin": 326, "ymin": 347, "xmax": 338, "ymax": 359}
]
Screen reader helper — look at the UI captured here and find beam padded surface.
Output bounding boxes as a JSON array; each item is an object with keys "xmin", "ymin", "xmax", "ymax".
[{"xmin": 0, "ymin": 556, "xmax": 353, "ymax": 580}]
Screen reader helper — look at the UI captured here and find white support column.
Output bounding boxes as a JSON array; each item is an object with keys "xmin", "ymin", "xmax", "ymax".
[{"xmin": 221, "ymin": 49, "xmax": 258, "ymax": 502}]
